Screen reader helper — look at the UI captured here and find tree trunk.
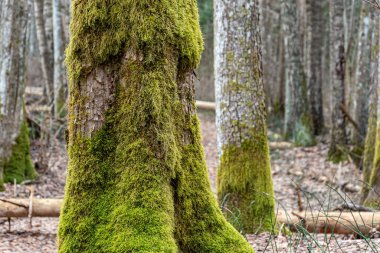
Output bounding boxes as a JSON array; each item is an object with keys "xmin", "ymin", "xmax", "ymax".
[
  {"xmin": 0, "ymin": 0, "xmax": 37, "ymax": 189},
  {"xmin": 364, "ymin": 13, "xmax": 380, "ymax": 208},
  {"xmin": 53, "ymin": 0, "xmax": 67, "ymax": 117},
  {"xmin": 353, "ymin": 6, "xmax": 374, "ymax": 147},
  {"xmin": 34, "ymin": 0, "xmax": 54, "ymax": 105},
  {"xmin": 282, "ymin": 0, "xmax": 315, "ymax": 146},
  {"xmin": 307, "ymin": 0, "xmax": 325, "ymax": 135},
  {"xmin": 57, "ymin": 1, "xmax": 253, "ymax": 252},
  {"xmin": 328, "ymin": 0, "xmax": 348, "ymax": 163},
  {"xmin": 214, "ymin": 0, "xmax": 276, "ymax": 234}
]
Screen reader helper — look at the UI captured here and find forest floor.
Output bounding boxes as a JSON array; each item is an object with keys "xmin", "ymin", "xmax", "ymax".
[{"xmin": 0, "ymin": 111, "xmax": 379, "ymax": 252}]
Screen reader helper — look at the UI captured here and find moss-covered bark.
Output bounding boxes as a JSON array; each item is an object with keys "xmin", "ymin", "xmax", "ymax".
[
  {"xmin": 58, "ymin": 1, "xmax": 253, "ymax": 252},
  {"xmin": 214, "ymin": 0, "xmax": 276, "ymax": 233},
  {"xmin": 364, "ymin": 126, "xmax": 380, "ymax": 209},
  {"xmin": 3, "ymin": 121, "xmax": 37, "ymax": 183},
  {"xmin": 218, "ymin": 139, "xmax": 275, "ymax": 233}
]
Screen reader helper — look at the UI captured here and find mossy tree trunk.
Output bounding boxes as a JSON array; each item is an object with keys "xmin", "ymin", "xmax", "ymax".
[
  {"xmin": 282, "ymin": 0, "xmax": 315, "ymax": 146},
  {"xmin": 58, "ymin": 1, "xmax": 253, "ymax": 252},
  {"xmin": 363, "ymin": 12, "xmax": 380, "ymax": 208},
  {"xmin": 0, "ymin": 0, "xmax": 37, "ymax": 189},
  {"xmin": 328, "ymin": 0, "xmax": 348, "ymax": 163},
  {"xmin": 214, "ymin": 0, "xmax": 276, "ymax": 233}
]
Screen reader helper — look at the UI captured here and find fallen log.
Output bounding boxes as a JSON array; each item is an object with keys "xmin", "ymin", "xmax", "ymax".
[
  {"xmin": 276, "ymin": 210, "xmax": 380, "ymax": 235},
  {"xmin": 0, "ymin": 198, "xmax": 62, "ymax": 218},
  {"xmin": 196, "ymin": 100, "xmax": 216, "ymax": 111}
]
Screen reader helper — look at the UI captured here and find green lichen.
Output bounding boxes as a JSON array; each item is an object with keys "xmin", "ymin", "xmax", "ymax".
[
  {"xmin": 218, "ymin": 137, "xmax": 276, "ymax": 234},
  {"xmin": 3, "ymin": 121, "xmax": 37, "ymax": 184},
  {"xmin": 58, "ymin": 0, "xmax": 254, "ymax": 252}
]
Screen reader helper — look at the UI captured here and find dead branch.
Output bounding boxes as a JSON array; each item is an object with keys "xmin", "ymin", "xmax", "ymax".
[{"xmin": 277, "ymin": 210, "xmax": 380, "ymax": 235}]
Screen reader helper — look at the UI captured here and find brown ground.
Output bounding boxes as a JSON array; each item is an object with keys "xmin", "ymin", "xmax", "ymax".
[{"xmin": 1, "ymin": 112, "xmax": 379, "ymax": 252}]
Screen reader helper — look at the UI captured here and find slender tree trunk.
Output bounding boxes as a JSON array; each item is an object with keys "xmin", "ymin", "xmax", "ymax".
[
  {"xmin": 34, "ymin": 0, "xmax": 54, "ymax": 105},
  {"xmin": 364, "ymin": 12, "xmax": 380, "ymax": 208},
  {"xmin": 215, "ymin": 0, "xmax": 276, "ymax": 233},
  {"xmin": 53, "ymin": 0, "xmax": 67, "ymax": 117},
  {"xmin": 353, "ymin": 6, "xmax": 374, "ymax": 147},
  {"xmin": 282, "ymin": 0, "xmax": 315, "ymax": 146},
  {"xmin": 0, "ymin": 0, "xmax": 37, "ymax": 189},
  {"xmin": 307, "ymin": 0, "xmax": 325, "ymax": 135},
  {"xmin": 328, "ymin": 0, "xmax": 348, "ymax": 163},
  {"xmin": 58, "ymin": 1, "xmax": 253, "ymax": 252}
]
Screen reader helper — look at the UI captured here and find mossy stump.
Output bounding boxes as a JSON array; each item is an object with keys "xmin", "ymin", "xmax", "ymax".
[
  {"xmin": 2, "ymin": 122, "xmax": 37, "ymax": 186},
  {"xmin": 57, "ymin": 1, "xmax": 254, "ymax": 252}
]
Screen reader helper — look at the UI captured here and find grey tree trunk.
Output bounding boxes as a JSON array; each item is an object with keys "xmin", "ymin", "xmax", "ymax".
[
  {"xmin": 282, "ymin": 0, "xmax": 314, "ymax": 146},
  {"xmin": 53, "ymin": 0, "xmax": 67, "ymax": 117},
  {"xmin": 307, "ymin": 0, "xmax": 325, "ymax": 135},
  {"xmin": 215, "ymin": 0, "xmax": 276, "ymax": 233},
  {"xmin": 328, "ymin": 0, "xmax": 348, "ymax": 163},
  {"xmin": 353, "ymin": 6, "xmax": 374, "ymax": 147},
  {"xmin": 0, "ymin": 0, "xmax": 36, "ymax": 188},
  {"xmin": 34, "ymin": 0, "xmax": 54, "ymax": 105}
]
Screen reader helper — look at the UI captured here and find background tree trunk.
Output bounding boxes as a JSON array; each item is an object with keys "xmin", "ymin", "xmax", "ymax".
[
  {"xmin": 307, "ymin": 0, "xmax": 325, "ymax": 135},
  {"xmin": 0, "ymin": 0, "xmax": 37, "ymax": 189},
  {"xmin": 353, "ymin": 6, "xmax": 374, "ymax": 148},
  {"xmin": 34, "ymin": 0, "xmax": 54, "ymax": 106},
  {"xmin": 328, "ymin": 0, "xmax": 348, "ymax": 163},
  {"xmin": 282, "ymin": 0, "xmax": 315, "ymax": 146},
  {"xmin": 53, "ymin": 0, "xmax": 67, "ymax": 117},
  {"xmin": 58, "ymin": 1, "xmax": 253, "ymax": 252},
  {"xmin": 215, "ymin": 0, "xmax": 276, "ymax": 233}
]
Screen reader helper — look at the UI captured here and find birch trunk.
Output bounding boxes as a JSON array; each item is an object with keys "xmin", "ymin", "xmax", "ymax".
[
  {"xmin": 328, "ymin": 0, "xmax": 348, "ymax": 163},
  {"xmin": 282, "ymin": 0, "xmax": 314, "ymax": 146},
  {"xmin": 57, "ymin": 1, "xmax": 253, "ymax": 252},
  {"xmin": 215, "ymin": 0, "xmax": 275, "ymax": 233},
  {"xmin": 53, "ymin": 0, "xmax": 67, "ymax": 117},
  {"xmin": 0, "ymin": 0, "xmax": 37, "ymax": 188}
]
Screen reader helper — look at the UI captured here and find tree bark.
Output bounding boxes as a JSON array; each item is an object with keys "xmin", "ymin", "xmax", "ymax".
[
  {"xmin": 0, "ymin": 0, "xmax": 37, "ymax": 189},
  {"xmin": 364, "ymin": 13, "xmax": 380, "ymax": 208},
  {"xmin": 57, "ymin": 1, "xmax": 253, "ymax": 252},
  {"xmin": 215, "ymin": 0, "xmax": 276, "ymax": 233},
  {"xmin": 53, "ymin": 0, "xmax": 67, "ymax": 117},
  {"xmin": 307, "ymin": 0, "xmax": 325, "ymax": 135},
  {"xmin": 282, "ymin": 0, "xmax": 315, "ymax": 146},
  {"xmin": 353, "ymin": 6, "xmax": 374, "ymax": 147},
  {"xmin": 34, "ymin": 0, "xmax": 53, "ymax": 105},
  {"xmin": 328, "ymin": 0, "xmax": 348, "ymax": 163}
]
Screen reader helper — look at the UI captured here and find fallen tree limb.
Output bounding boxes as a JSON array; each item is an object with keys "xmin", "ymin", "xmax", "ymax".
[
  {"xmin": 0, "ymin": 199, "xmax": 62, "ymax": 218},
  {"xmin": 269, "ymin": 142, "xmax": 293, "ymax": 150},
  {"xmin": 276, "ymin": 210, "xmax": 380, "ymax": 235},
  {"xmin": 3, "ymin": 199, "xmax": 378, "ymax": 236},
  {"xmin": 196, "ymin": 100, "xmax": 216, "ymax": 111}
]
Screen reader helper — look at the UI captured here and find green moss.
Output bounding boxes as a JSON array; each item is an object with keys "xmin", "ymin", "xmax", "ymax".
[
  {"xmin": 3, "ymin": 121, "xmax": 38, "ymax": 183},
  {"xmin": 327, "ymin": 145, "xmax": 348, "ymax": 164},
  {"xmin": 218, "ymin": 137, "xmax": 276, "ymax": 233},
  {"xmin": 58, "ymin": 0, "xmax": 254, "ymax": 252}
]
